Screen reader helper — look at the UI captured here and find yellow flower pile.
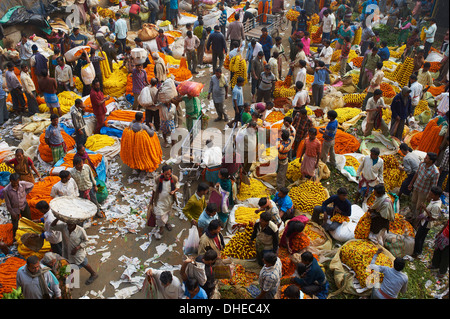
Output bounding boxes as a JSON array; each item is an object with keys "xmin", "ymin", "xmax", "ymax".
[
  {"xmin": 273, "ymin": 87, "xmax": 296, "ymax": 98},
  {"xmin": 265, "ymin": 111, "xmax": 285, "ymax": 123},
  {"xmin": 414, "ymin": 100, "xmax": 431, "ymax": 116},
  {"xmin": 98, "ymin": 7, "xmax": 115, "ymax": 19},
  {"xmin": 352, "ymin": 27, "xmax": 362, "ymax": 45},
  {"xmin": 286, "ymin": 157, "xmax": 302, "ymax": 181},
  {"xmin": 0, "ymin": 162, "xmax": 15, "ymax": 174},
  {"xmin": 75, "ymin": 76, "xmax": 83, "ymax": 92},
  {"xmin": 389, "ymin": 213, "xmax": 415, "ymax": 237},
  {"xmin": 234, "ymin": 207, "xmax": 261, "ymax": 225},
  {"xmin": 39, "ymin": 91, "xmax": 81, "ymax": 114},
  {"xmin": 222, "ymin": 223, "xmax": 257, "ymax": 259},
  {"xmin": 103, "ymin": 62, "xmax": 128, "ymax": 97},
  {"xmin": 381, "ymin": 155, "xmax": 407, "ymax": 192},
  {"xmin": 340, "ymin": 240, "xmax": 393, "ymax": 288},
  {"xmin": 85, "ymin": 134, "xmax": 115, "ymax": 151},
  {"xmin": 382, "ymin": 107, "xmax": 392, "ymax": 124},
  {"xmin": 383, "ymin": 60, "xmax": 399, "ymax": 71},
  {"xmin": 335, "ymin": 107, "xmax": 361, "ymax": 123},
  {"xmin": 286, "ymin": 9, "xmax": 300, "ymax": 21},
  {"xmin": 345, "ymin": 155, "xmax": 360, "ymax": 171},
  {"xmin": 330, "ymin": 213, "xmax": 350, "ymax": 223},
  {"xmin": 388, "ymin": 45, "xmax": 406, "ymax": 59},
  {"xmin": 99, "ymin": 51, "xmax": 112, "ymax": 82},
  {"xmin": 237, "ymin": 178, "xmax": 271, "ymax": 201},
  {"xmin": 331, "ymin": 50, "xmax": 357, "ymax": 63},
  {"xmin": 303, "ymin": 223, "xmax": 325, "ymax": 242},
  {"xmin": 386, "ymin": 56, "xmax": 414, "ymax": 87},
  {"xmin": 343, "ymin": 93, "xmax": 366, "ymax": 106},
  {"xmin": 260, "ymin": 146, "xmax": 278, "ymax": 162},
  {"xmin": 229, "ymin": 55, "xmax": 248, "ymax": 88},
  {"xmin": 290, "ymin": 181, "xmax": 328, "ymax": 214}
]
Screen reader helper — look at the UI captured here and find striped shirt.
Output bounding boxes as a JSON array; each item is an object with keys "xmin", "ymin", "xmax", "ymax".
[
  {"xmin": 413, "ymin": 162, "xmax": 439, "ymax": 194},
  {"xmin": 259, "ymin": 257, "xmax": 282, "ymax": 295}
]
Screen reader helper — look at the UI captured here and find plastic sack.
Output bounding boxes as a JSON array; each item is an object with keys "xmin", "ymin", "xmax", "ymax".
[
  {"xmin": 183, "ymin": 225, "xmax": 200, "ymax": 255},
  {"xmin": 176, "ymin": 81, "xmax": 204, "ymax": 97},
  {"xmin": 138, "ymin": 86, "xmax": 153, "ymax": 107},
  {"xmin": 320, "ymin": 91, "xmax": 345, "ymax": 110},
  {"xmin": 0, "ymin": 172, "xmax": 11, "ymax": 187},
  {"xmin": 64, "ymin": 46, "xmax": 91, "ymax": 62},
  {"xmin": 81, "ymin": 62, "xmax": 96, "ymax": 85},
  {"xmin": 95, "ymin": 177, "xmax": 108, "ymax": 204},
  {"xmin": 158, "ymin": 78, "xmax": 177, "ymax": 103},
  {"xmin": 137, "ymin": 23, "xmax": 159, "ymax": 41},
  {"xmin": 384, "ymin": 233, "xmax": 415, "ymax": 258}
]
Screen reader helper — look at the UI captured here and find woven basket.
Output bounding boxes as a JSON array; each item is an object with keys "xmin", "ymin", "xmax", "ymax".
[{"xmin": 50, "ymin": 196, "xmax": 97, "ymax": 224}]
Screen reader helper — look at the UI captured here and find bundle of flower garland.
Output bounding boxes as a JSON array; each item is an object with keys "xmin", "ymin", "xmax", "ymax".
[
  {"xmin": 38, "ymin": 130, "xmax": 76, "ymax": 163},
  {"xmin": 0, "ymin": 257, "xmax": 27, "ymax": 298},
  {"xmin": 120, "ymin": 127, "xmax": 162, "ymax": 172},
  {"xmin": 85, "ymin": 134, "xmax": 116, "ymax": 151},
  {"xmin": 26, "ymin": 176, "xmax": 61, "ymax": 220}
]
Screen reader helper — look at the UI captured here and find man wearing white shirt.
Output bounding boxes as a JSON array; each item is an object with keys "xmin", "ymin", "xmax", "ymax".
[
  {"xmin": 33, "ymin": 200, "xmax": 63, "ymax": 256},
  {"xmin": 295, "ymin": 60, "xmax": 307, "ymax": 86},
  {"xmin": 16, "ymin": 33, "xmax": 33, "ymax": 66},
  {"xmin": 355, "ymin": 147, "xmax": 384, "ymax": 203},
  {"xmin": 409, "ymin": 74, "xmax": 423, "ymax": 115},
  {"xmin": 321, "ymin": 10, "xmax": 334, "ymax": 41},
  {"xmin": 55, "ymin": 57, "xmax": 74, "ymax": 92},
  {"xmin": 423, "ymin": 18, "xmax": 437, "ymax": 59},
  {"xmin": 364, "ymin": 89, "xmax": 390, "ymax": 137},
  {"xmin": 144, "ymin": 268, "xmax": 184, "ymax": 299},
  {"xmin": 318, "ymin": 39, "xmax": 333, "ymax": 84},
  {"xmin": 50, "ymin": 170, "xmax": 79, "ymax": 198},
  {"xmin": 292, "ymin": 80, "xmax": 310, "ymax": 109},
  {"xmin": 19, "ymin": 64, "xmax": 39, "ymax": 116},
  {"xmin": 201, "ymin": 139, "xmax": 223, "ymax": 185}
]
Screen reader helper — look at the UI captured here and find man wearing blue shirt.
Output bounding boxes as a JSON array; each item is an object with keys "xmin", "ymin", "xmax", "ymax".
[
  {"xmin": 319, "ymin": 110, "xmax": 338, "ymax": 167},
  {"xmin": 230, "ymin": 76, "xmax": 245, "ymax": 127},
  {"xmin": 378, "ymin": 41, "xmax": 390, "ymax": 62},
  {"xmin": 184, "ymin": 278, "xmax": 208, "ymax": 299},
  {"xmin": 169, "ymin": 0, "xmax": 180, "ymax": 28},
  {"xmin": 114, "ymin": 12, "xmax": 128, "ymax": 54},
  {"xmin": 272, "ymin": 187, "xmax": 295, "ymax": 222},
  {"xmin": 312, "ymin": 60, "xmax": 330, "ymax": 106},
  {"xmin": 292, "ymin": 251, "xmax": 329, "ymax": 299},
  {"xmin": 312, "ymin": 187, "xmax": 352, "ymax": 231}
]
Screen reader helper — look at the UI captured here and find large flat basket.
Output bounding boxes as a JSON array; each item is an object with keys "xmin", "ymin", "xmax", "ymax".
[{"xmin": 50, "ymin": 196, "xmax": 98, "ymax": 224}]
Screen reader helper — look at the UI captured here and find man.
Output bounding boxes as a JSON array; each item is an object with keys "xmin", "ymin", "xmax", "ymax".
[
  {"xmin": 30, "ymin": 45, "xmax": 48, "ymax": 84},
  {"xmin": 318, "ymin": 39, "xmax": 333, "ymax": 71},
  {"xmin": 360, "ymin": 46, "xmax": 381, "ymax": 90},
  {"xmin": 311, "ymin": 61, "xmax": 330, "ymax": 107},
  {"xmin": 407, "ymin": 152, "xmax": 440, "ymax": 224},
  {"xmin": 413, "ymin": 186, "xmax": 443, "ymax": 258},
  {"xmin": 182, "ymin": 183, "xmax": 208, "ymax": 223},
  {"xmin": 423, "ymin": 18, "xmax": 437, "ymax": 59},
  {"xmin": 292, "ymin": 79, "xmax": 309, "ymax": 111},
  {"xmin": 151, "ymin": 165, "xmax": 180, "ymax": 238},
  {"xmin": 313, "ymin": 187, "xmax": 352, "ymax": 230},
  {"xmin": 201, "ymin": 140, "xmax": 223, "ymax": 185},
  {"xmin": 378, "ymin": 41, "xmax": 390, "ymax": 62},
  {"xmin": 90, "ymin": 78, "xmax": 110, "ymax": 134},
  {"xmin": 183, "ymin": 31, "xmax": 200, "ymax": 75},
  {"xmin": 4, "ymin": 173, "xmax": 34, "ymax": 238},
  {"xmin": 145, "ymin": 78, "xmax": 160, "ymax": 130},
  {"xmin": 156, "ymin": 29, "xmax": 173, "ymax": 56},
  {"xmin": 131, "ymin": 64, "xmax": 149, "ymax": 110},
  {"xmin": 153, "ymin": 52, "xmax": 168, "ymax": 84},
  {"xmin": 321, "ymin": 9, "xmax": 334, "ymax": 41},
  {"xmin": 259, "ymin": 27, "xmax": 273, "ymax": 63},
  {"xmin": 230, "ymin": 76, "xmax": 245, "ymax": 126},
  {"xmin": 39, "ymin": 71, "xmax": 62, "ymax": 117},
  {"xmin": 33, "ymin": 200, "xmax": 63, "ymax": 256},
  {"xmin": 144, "ymin": 268, "xmax": 183, "ymax": 299},
  {"xmin": 218, "ymin": 3, "xmax": 227, "ymax": 35},
  {"xmin": 70, "ymin": 99, "xmax": 88, "ymax": 146},
  {"xmin": 292, "ymin": 107, "xmax": 314, "ymax": 159},
  {"xmin": 134, "ymin": 38, "xmax": 152, "ymax": 68},
  {"xmin": 129, "ymin": 1, "xmax": 142, "ymax": 29},
  {"xmin": 129, "ymin": 111, "xmax": 156, "ymax": 138},
  {"xmin": 292, "ymin": 251, "xmax": 329, "ymax": 299},
  {"xmin": 0, "ymin": 69, "xmax": 9, "ymax": 126},
  {"xmin": 5, "ymin": 62, "xmax": 26, "ymax": 113},
  {"xmin": 114, "ymin": 13, "xmax": 128, "ymax": 54},
  {"xmin": 417, "ymin": 62, "xmax": 434, "ymax": 88},
  {"xmin": 409, "ymin": 74, "xmax": 423, "ymax": 115},
  {"xmin": 390, "ymin": 86, "xmax": 413, "ymax": 140},
  {"xmin": 227, "ymin": 13, "xmax": 245, "ymax": 50},
  {"xmin": 206, "ymin": 25, "xmax": 228, "ymax": 73},
  {"xmin": 16, "ymin": 255, "xmax": 61, "ymax": 299},
  {"xmin": 69, "ymin": 27, "xmax": 88, "ymax": 47},
  {"xmin": 246, "ymin": 38, "xmax": 263, "ymax": 78},
  {"xmin": 251, "ymin": 51, "xmax": 265, "ymax": 102},
  {"xmin": 147, "ymin": 0, "xmax": 160, "ymax": 24},
  {"xmin": 319, "ymin": 109, "xmax": 338, "ymax": 167},
  {"xmin": 252, "ymin": 213, "xmax": 279, "ymax": 267},
  {"xmin": 182, "ymin": 93, "xmax": 202, "ymax": 132},
  {"xmin": 256, "ymin": 251, "xmax": 282, "ymax": 299},
  {"xmin": 255, "ymin": 197, "xmax": 282, "ymax": 227},
  {"xmin": 362, "ymin": 61, "xmax": 384, "ymax": 111},
  {"xmin": 50, "ymin": 170, "xmax": 79, "ymax": 198},
  {"xmin": 256, "ymin": 64, "xmax": 276, "ymax": 103},
  {"xmin": 272, "ymin": 187, "xmax": 295, "ymax": 222},
  {"xmin": 70, "ymin": 156, "xmax": 103, "ymax": 218},
  {"xmin": 276, "ymin": 126, "xmax": 296, "ymax": 190},
  {"xmin": 360, "ymin": 24, "xmax": 376, "ymax": 57},
  {"xmin": 169, "ymin": 0, "xmax": 180, "ymax": 28},
  {"xmin": 194, "ymin": 20, "xmax": 208, "ymax": 66},
  {"xmin": 369, "ymin": 248, "xmax": 408, "ymax": 299},
  {"xmin": 268, "ymin": 51, "xmax": 280, "ymax": 80},
  {"xmin": 16, "ymin": 32, "xmax": 33, "ymax": 66},
  {"xmin": 73, "ymin": 50, "xmax": 92, "ymax": 97},
  {"xmin": 355, "ymin": 147, "xmax": 384, "ymax": 203},
  {"xmin": 55, "ymin": 57, "xmax": 74, "ymax": 93},
  {"xmin": 50, "ymin": 216, "xmax": 98, "ymax": 285},
  {"xmin": 19, "ymin": 64, "xmax": 39, "ymax": 116},
  {"xmin": 299, "ymin": 127, "xmax": 322, "ymax": 180},
  {"xmin": 208, "ymin": 68, "xmax": 229, "ymax": 122},
  {"xmin": 198, "ymin": 219, "xmax": 225, "ymax": 256},
  {"xmin": 45, "ymin": 114, "xmax": 66, "ymax": 164},
  {"xmin": 364, "ymin": 89, "xmax": 390, "ymax": 137}
]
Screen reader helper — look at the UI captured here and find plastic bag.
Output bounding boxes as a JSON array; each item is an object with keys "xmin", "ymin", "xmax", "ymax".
[
  {"xmin": 176, "ymin": 81, "xmax": 204, "ymax": 97},
  {"xmin": 81, "ymin": 62, "xmax": 96, "ymax": 85},
  {"xmin": 158, "ymin": 78, "xmax": 177, "ymax": 103},
  {"xmin": 183, "ymin": 225, "xmax": 200, "ymax": 255},
  {"xmin": 64, "ymin": 46, "xmax": 91, "ymax": 62},
  {"xmin": 138, "ymin": 86, "xmax": 153, "ymax": 107},
  {"xmin": 95, "ymin": 177, "xmax": 108, "ymax": 204},
  {"xmin": 137, "ymin": 23, "xmax": 159, "ymax": 41}
]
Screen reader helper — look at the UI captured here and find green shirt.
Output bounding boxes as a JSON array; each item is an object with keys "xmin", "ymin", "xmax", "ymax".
[
  {"xmin": 241, "ymin": 112, "xmax": 252, "ymax": 124},
  {"xmin": 362, "ymin": 53, "xmax": 381, "ymax": 72},
  {"xmin": 183, "ymin": 96, "xmax": 201, "ymax": 118},
  {"xmin": 182, "ymin": 193, "xmax": 206, "ymax": 221}
]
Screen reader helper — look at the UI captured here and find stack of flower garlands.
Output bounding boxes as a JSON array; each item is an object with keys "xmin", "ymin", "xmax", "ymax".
[
  {"xmin": 413, "ymin": 100, "xmax": 431, "ymax": 116},
  {"xmin": 297, "ymin": 127, "xmax": 360, "ymax": 155},
  {"xmin": 409, "ymin": 117, "xmax": 445, "ymax": 154},
  {"xmin": 273, "ymin": 76, "xmax": 296, "ymax": 98},
  {"xmin": 15, "ymin": 218, "xmax": 51, "ymax": 259},
  {"xmin": 85, "ymin": 134, "xmax": 116, "ymax": 151},
  {"xmin": 234, "ymin": 206, "xmax": 261, "ymax": 225},
  {"xmin": 103, "ymin": 61, "xmax": 128, "ymax": 98},
  {"xmin": 58, "ymin": 153, "xmax": 104, "ymax": 171},
  {"xmin": 385, "ymin": 56, "xmax": 414, "ymax": 87},
  {"xmin": 343, "ymin": 93, "xmax": 367, "ymax": 107},
  {"xmin": 229, "ymin": 55, "xmax": 248, "ymax": 88},
  {"xmin": 289, "ymin": 181, "xmax": 328, "ymax": 214},
  {"xmin": 236, "ymin": 178, "xmax": 271, "ymax": 201},
  {"xmin": 334, "ymin": 107, "xmax": 361, "ymax": 123},
  {"xmin": 120, "ymin": 127, "xmax": 162, "ymax": 172},
  {"xmin": 380, "ymin": 154, "xmax": 407, "ymax": 192},
  {"xmin": 287, "ymin": 157, "xmax": 302, "ymax": 181},
  {"xmin": 286, "ymin": 9, "xmax": 300, "ymax": 21},
  {"xmin": 38, "ymin": 130, "xmax": 76, "ymax": 163},
  {"xmin": 26, "ymin": 176, "xmax": 61, "ymax": 220},
  {"xmin": 340, "ymin": 240, "xmax": 393, "ymax": 288},
  {"xmin": 0, "ymin": 257, "xmax": 27, "ymax": 298},
  {"xmin": 38, "ymin": 91, "xmax": 81, "ymax": 114},
  {"xmin": 221, "ymin": 223, "xmax": 257, "ymax": 260}
]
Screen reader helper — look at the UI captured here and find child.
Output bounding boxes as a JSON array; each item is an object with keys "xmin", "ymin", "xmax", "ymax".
[
  {"xmin": 241, "ymin": 103, "xmax": 252, "ymax": 124},
  {"xmin": 319, "ymin": 110, "xmax": 338, "ymax": 167},
  {"xmin": 184, "ymin": 278, "xmax": 208, "ymax": 299},
  {"xmin": 300, "ymin": 127, "xmax": 322, "ymax": 180},
  {"xmin": 412, "ymin": 186, "xmax": 443, "ymax": 258},
  {"xmin": 312, "ymin": 61, "xmax": 330, "ymax": 107},
  {"xmin": 283, "ymin": 285, "xmax": 301, "ymax": 299},
  {"xmin": 417, "ymin": 62, "xmax": 434, "ymax": 88}
]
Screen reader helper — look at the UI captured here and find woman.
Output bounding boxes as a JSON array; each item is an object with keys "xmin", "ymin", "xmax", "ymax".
[
  {"xmin": 75, "ymin": 144, "xmax": 97, "ymax": 178},
  {"xmin": 396, "ymin": 16, "xmax": 413, "ymax": 46},
  {"xmin": 6, "ymin": 149, "xmax": 42, "ymax": 183},
  {"xmin": 41, "ymin": 252, "xmax": 72, "ymax": 299},
  {"xmin": 300, "ymin": 128, "xmax": 322, "ymax": 180},
  {"xmin": 280, "ymin": 215, "xmax": 309, "ymax": 254}
]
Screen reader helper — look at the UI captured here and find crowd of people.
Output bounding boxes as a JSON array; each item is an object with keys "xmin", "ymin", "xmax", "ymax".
[{"xmin": 0, "ymin": 0, "xmax": 449, "ymax": 301}]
